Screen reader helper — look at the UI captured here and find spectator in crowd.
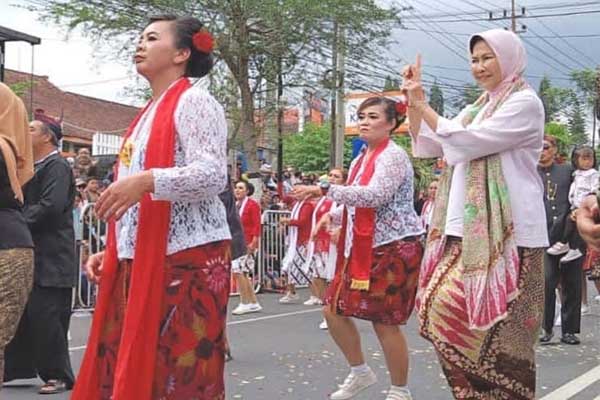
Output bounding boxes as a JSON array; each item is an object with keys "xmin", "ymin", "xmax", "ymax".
[
  {"xmin": 419, "ymin": 179, "xmax": 438, "ymax": 231},
  {"xmin": 73, "ymin": 147, "xmax": 97, "ymax": 179},
  {"xmin": 0, "ymin": 82, "xmax": 34, "ymax": 391},
  {"xmin": 538, "ymin": 135, "xmax": 582, "ymax": 345},
  {"xmin": 84, "ymin": 176, "xmax": 101, "ymax": 203},
  {"xmin": 4, "ymin": 111, "xmax": 76, "ymax": 394},
  {"xmin": 75, "ymin": 178, "xmax": 87, "ymax": 197}
]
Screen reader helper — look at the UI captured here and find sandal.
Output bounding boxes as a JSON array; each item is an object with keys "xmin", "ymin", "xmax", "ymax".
[{"xmin": 39, "ymin": 379, "xmax": 68, "ymax": 395}]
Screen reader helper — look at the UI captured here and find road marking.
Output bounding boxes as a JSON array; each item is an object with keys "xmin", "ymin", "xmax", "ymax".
[
  {"xmin": 539, "ymin": 364, "xmax": 600, "ymax": 400},
  {"xmin": 227, "ymin": 308, "xmax": 322, "ymax": 326},
  {"xmin": 69, "ymin": 308, "xmax": 322, "ymax": 352}
]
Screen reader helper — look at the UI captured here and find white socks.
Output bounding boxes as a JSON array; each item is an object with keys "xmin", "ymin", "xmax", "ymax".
[
  {"xmin": 350, "ymin": 363, "xmax": 370, "ymax": 375},
  {"xmin": 389, "ymin": 385, "xmax": 411, "ymax": 396}
]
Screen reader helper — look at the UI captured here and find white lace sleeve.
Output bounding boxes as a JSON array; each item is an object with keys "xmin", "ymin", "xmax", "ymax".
[
  {"xmin": 151, "ymin": 88, "xmax": 228, "ymax": 202},
  {"xmin": 328, "ymin": 147, "xmax": 407, "ymax": 208}
]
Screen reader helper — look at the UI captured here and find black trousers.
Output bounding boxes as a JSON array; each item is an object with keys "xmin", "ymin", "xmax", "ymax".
[
  {"xmin": 542, "ymin": 253, "xmax": 582, "ymax": 335},
  {"xmin": 3, "ymin": 285, "xmax": 75, "ymax": 386}
]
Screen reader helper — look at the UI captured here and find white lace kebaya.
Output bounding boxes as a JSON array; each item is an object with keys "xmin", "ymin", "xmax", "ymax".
[
  {"xmin": 327, "ymin": 141, "xmax": 425, "ymax": 258},
  {"xmin": 116, "ymin": 81, "xmax": 231, "ymax": 259}
]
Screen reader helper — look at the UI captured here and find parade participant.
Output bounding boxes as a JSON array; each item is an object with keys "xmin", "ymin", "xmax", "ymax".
[
  {"xmin": 538, "ymin": 136, "xmax": 583, "ymax": 345},
  {"xmin": 309, "ymin": 168, "xmax": 346, "ymax": 330},
  {"xmin": 405, "ymin": 29, "xmax": 547, "ymax": 399},
  {"xmin": 219, "ymin": 176, "xmax": 247, "ymax": 362},
  {"xmin": 4, "ymin": 110, "xmax": 77, "ymax": 394},
  {"xmin": 73, "ymin": 15, "xmax": 231, "ymax": 400},
  {"xmin": 279, "ymin": 194, "xmax": 315, "ymax": 303},
  {"xmin": 419, "ymin": 179, "xmax": 438, "ymax": 231},
  {"xmin": 293, "ymin": 96, "xmax": 424, "ymax": 400},
  {"xmin": 0, "ymin": 82, "xmax": 34, "ymax": 390},
  {"xmin": 231, "ymin": 180, "xmax": 263, "ymax": 315}
]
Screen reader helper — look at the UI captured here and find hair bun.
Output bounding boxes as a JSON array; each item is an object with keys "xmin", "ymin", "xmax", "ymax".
[{"xmin": 192, "ymin": 29, "xmax": 214, "ymax": 53}]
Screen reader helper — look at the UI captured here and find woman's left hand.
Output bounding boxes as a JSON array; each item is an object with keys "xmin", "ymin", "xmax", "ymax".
[
  {"xmin": 401, "ymin": 54, "xmax": 425, "ymax": 101},
  {"xmin": 95, "ymin": 171, "xmax": 154, "ymax": 221},
  {"xmin": 292, "ymin": 185, "xmax": 321, "ymax": 200}
]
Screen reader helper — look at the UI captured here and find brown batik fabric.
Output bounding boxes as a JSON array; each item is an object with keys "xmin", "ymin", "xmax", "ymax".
[
  {"xmin": 419, "ymin": 239, "xmax": 544, "ymax": 400},
  {"xmin": 0, "ymin": 248, "xmax": 34, "ymax": 386}
]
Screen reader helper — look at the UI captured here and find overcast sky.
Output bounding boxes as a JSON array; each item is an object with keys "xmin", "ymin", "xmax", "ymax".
[{"xmin": 1, "ymin": 0, "xmax": 599, "ymax": 112}]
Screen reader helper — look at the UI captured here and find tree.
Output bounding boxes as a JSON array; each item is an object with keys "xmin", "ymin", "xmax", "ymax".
[
  {"xmin": 383, "ymin": 75, "xmax": 399, "ymax": 92},
  {"xmin": 571, "ymin": 68, "xmax": 599, "ymax": 108},
  {"xmin": 283, "ymin": 123, "xmax": 351, "ymax": 173},
  {"xmin": 452, "ymin": 83, "xmax": 481, "ymax": 110},
  {"xmin": 567, "ymin": 94, "xmax": 588, "ymax": 145},
  {"xmin": 429, "ymin": 81, "xmax": 444, "ymax": 116},
  {"xmin": 545, "ymin": 121, "xmax": 571, "ymax": 157},
  {"xmin": 538, "ymin": 75, "xmax": 572, "ymax": 123},
  {"xmin": 33, "ymin": 0, "xmax": 401, "ymax": 169}
]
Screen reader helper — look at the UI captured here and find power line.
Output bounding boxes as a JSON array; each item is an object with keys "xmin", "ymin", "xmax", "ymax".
[{"xmin": 400, "ymin": 9, "xmax": 600, "ymax": 23}]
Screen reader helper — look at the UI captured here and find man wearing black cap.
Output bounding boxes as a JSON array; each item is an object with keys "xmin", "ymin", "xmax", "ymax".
[{"xmin": 3, "ymin": 113, "xmax": 76, "ymax": 394}]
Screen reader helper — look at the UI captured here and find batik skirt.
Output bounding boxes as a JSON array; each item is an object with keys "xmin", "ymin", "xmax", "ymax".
[
  {"xmin": 96, "ymin": 241, "xmax": 231, "ymax": 400},
  {"xmin": 324, "ymin": 238, "xmax": 423, "ymax": 325},
  {"xmin": 281, "ymin": 244, "xmax": 312, "ymax": 286},
  {"xmin": 418, "ymin": 238, "xmax": 544, "ymax": 400},
  {"xmin": 0, "ymin": 248, "xmax": 34, "ymax": 386}
]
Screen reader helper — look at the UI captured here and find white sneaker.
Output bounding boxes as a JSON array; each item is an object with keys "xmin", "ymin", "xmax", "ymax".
[
  {"xmin": 581, "ymin": 304, "xmax": 591, "ymax": 315},
  {"xmin": 329, "ymin": 369, "xmax": 377, "ymax": 400},
  {"xmin": 386, "ymin": 388, "xmax": 413, "ymax": 400},
  {"xmin": 547, "ymin": 242, "xmax": 570, "ymax": 256},
  {"xmin": 304, "ymin": 296, "xmax": 323, "ymax": 306},
  {"xmin": 595, "ymin": 295, "xmax": 600, "ymax": 303},
  {"xmin": 319, "ymin": 319, "xmax": 328, "ymax": 330},
  {"xmin": 279, "ymin": 292, "xmax": 300, "ymax": 304},
  {"xmin": 232, "ymin": 303, "xmax": 262, "ymax": 315},
  {"xmin": 560, "ymin": 249, "xmax": 583, "ymax": 263}
]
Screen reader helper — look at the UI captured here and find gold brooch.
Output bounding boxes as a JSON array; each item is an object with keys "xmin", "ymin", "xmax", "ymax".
[{"xmin": 119, "ymin": 139, "xmax": 133, "ymax": 167}]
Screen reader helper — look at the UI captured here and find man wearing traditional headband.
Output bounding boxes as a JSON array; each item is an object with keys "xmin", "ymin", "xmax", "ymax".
[{"xmin": 4, "ymin": 110, "xmax": 77, "ymax": 394}]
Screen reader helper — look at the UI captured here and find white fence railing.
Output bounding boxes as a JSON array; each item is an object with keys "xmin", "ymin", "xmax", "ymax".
[{"xmin": 73, "ymin": 208, "xmax": 292, "ymax": 311}]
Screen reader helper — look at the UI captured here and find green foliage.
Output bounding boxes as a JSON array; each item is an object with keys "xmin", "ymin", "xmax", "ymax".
[
  {"xmin": 571, "ymin": 68, "xmax": 599, "ymax": 108},
  {"xmin": 538, "ymin": 75, "xmax": 573, "ymax": 123},
  {"xmin": 8, "ymin": 81, "xmax": 33, "ymax": 97},
  {"xmin": 452, "ymin": 83, "xmax": 481, "ymax": 110},
  {"xmin": 383, "ymin": 75, "xmax": 400, "ymax": 92},
  {"xmin": 545, "ymin": 122, "xmax": 572, "ymax": 156},
  {"xmin": 567, "ymin": 95, "xmax": 588, "ymax": 145},
  {"xmin": 283, "ymin": 123, "xmax": 351, "ymax": 174},
  {"xmin": 392, "ymin": 136, "xmax": 436, "ymax": 192},
  {"xmin": 429, "ymin": 81, "xmax": 444, "ymax": 116}
]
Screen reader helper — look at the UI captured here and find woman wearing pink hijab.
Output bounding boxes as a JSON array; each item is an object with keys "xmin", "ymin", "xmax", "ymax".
[{"xmin": 403, "ymin": 29, "xmax": 547, "ymax": 399}]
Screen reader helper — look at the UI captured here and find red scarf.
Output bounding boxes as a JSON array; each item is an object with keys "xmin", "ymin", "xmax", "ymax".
[
  {"xmin": 72, "ymin": 78, "xmax": 191, "ymax": 400},
  {"xmin": 343, "ymin": 138, "xmax": 390, "ymax": 291}
]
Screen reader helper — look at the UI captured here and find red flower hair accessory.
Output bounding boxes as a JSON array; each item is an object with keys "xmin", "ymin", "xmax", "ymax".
[
  {"xmin": 192, "ymin": 29, "xmax": 214, "ymax": 54},
  {"xmin": 395, "ymin": 96, "xmax": 408, "ymax": 116}
]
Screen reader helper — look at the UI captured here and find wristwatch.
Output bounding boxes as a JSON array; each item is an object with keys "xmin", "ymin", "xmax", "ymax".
[{"xmin": 319, "ymin": 181, "xmax": 330, "ymax": 195}]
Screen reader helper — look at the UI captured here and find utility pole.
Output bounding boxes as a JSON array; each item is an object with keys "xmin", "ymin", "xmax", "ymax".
[
  {"xmin": 488, "ymin": 1, "xmax": 527, "ymax": 33},
  {"xmin": 334, "ymin": 27, "xmax": 345, "ymax": 168},
  {"xmin": 329, "ymin": 20, "xmax": 339, "ymax": 170}
]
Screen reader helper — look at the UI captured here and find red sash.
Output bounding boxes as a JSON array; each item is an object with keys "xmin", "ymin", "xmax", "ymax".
[
  {"xmin": 344, "ymin": 138, "xmax": 390, "ymax": 291},
  {"xmin": 72, "ymin": 78, "xmax": 191, "ymax": 400}
]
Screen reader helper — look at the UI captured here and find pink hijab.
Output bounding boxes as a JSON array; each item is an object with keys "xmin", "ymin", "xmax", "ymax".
[{"xmin": 469, "ymin": 29, "xmax": 528, "ymax": 98}]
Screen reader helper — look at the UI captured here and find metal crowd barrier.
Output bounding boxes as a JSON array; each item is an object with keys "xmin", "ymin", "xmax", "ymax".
[{"xmin": 73, "ymin": 206, "xmax": 293, "ymax": 311}]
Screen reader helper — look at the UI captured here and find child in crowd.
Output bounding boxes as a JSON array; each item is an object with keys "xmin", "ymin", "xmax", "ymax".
[{"xmin": 547, "ymin": 146, "xmax": 599, "ymax": 263}]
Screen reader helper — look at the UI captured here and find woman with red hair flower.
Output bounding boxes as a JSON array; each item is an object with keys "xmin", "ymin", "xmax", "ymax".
[
  {"xmin": 293, "ymin": 96, "xmax": 425, "ymax": 400},
  {"xmin": 73, "ymin": 15, "xmax": 231, "ymax": 400}
]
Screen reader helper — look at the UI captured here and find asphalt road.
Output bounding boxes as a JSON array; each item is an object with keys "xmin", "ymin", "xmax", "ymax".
[{"xmin": 3, "ymin": 287, "xmax": 600, "ymax": 400}]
